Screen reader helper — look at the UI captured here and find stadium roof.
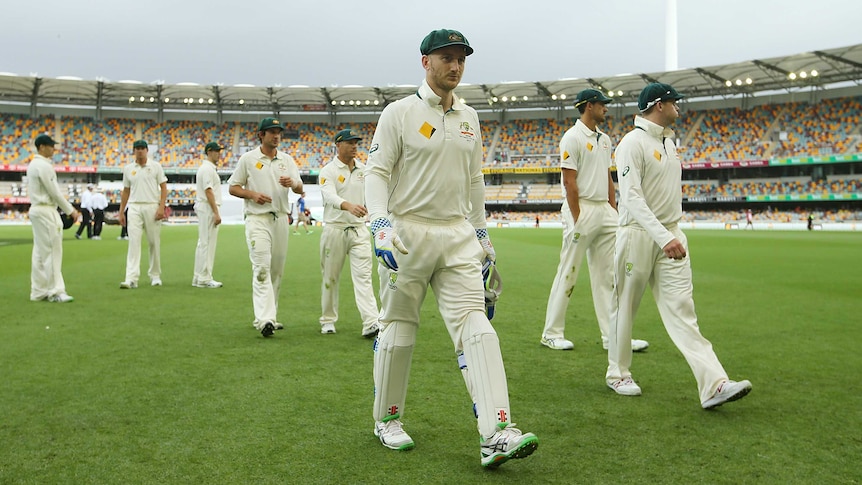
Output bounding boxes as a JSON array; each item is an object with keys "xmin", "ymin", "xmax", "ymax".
[{"xmin": 1, "ymin": 44, "xmax": 860, "ymax": 115}]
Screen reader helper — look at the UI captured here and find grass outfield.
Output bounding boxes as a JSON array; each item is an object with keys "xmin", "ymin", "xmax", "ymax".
[{"xmin": 1, "ymin": 225, "xmax": 859, "ymax": 483}]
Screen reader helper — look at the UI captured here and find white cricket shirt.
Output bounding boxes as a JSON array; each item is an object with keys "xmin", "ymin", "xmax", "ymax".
[
  {"xmin": 26, "ymin": 154, "xmax": 75, "ymax": 214},
  {"xmin": 559, "ymin": 119, "xmax": 613, "ymax": 211},
  {"xmin": 615, "ymin": 115, "xmax": 683, "ymax": 249},
  {"xmin": 227, "ymin": 147, "xmax": 300, "ymax": 216},
  {"xmin": 319, "ymin": 157, "xmax": 367, "ymax": 226},
  {"xmin": 122, "ymin": 159, "xmax": 167, "ymax": 204},
  {"xmin": 365, "ymin": 80, "xmax": 486, "ymax": 228},
  {"xmin": 195, "ymin": 159, "xmax": 222, "ymax": 206}
]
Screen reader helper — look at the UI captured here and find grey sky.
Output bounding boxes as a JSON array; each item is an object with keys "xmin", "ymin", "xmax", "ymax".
[{"xmin": 3, "ymin": 0, "xmax": 860, "ymax": 87}]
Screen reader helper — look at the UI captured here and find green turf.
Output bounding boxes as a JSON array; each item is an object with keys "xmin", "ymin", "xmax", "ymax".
[{"xmin": 1, "ymin": 225, "xmax": 860, "ymax": 484}]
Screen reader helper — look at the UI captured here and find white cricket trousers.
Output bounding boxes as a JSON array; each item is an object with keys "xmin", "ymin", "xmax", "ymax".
[
  {"xmin": 244, "ymin": 213, "xmax": 289, "ymax": 325},
  {"xmin": 29, "ymin": 205, "xmax": 67, "ymax": 300},
  {"xmin": 319, "ymin": 224, "xmax": 378, "ymax": 331},
  {"xmin": 193, "ymin": 203, "xmax": 220, "ymax": 283},
  {"xmin": 543, "ymin": 200, "xmax": 616, "ymax": 340},
  {"xmin": 607, "ymin": 225, "xmax": 728, "ymax": 403},
  {"xmin": 125, "ymin": 203, "xmax": 161, "ymax": 283},
  {"xmin": 373, "ymin": 217, "xmax": 511, "ymax": 439}
]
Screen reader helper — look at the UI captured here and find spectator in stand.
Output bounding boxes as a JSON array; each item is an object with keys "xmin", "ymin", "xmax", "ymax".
[
  {"xmin": 192, "ymin": 142, "xmax": 225, "ymax": 289},
  {"xmin": 75, "ymin": 183, "xmax": 94, "ymax": 239},
  {"xmin": 27, "ymin": 134, "xmax": 79, "ymax": 303},
  {"xmin": 90, "ymin": 186, "xmax": 108, "ymax": 240},
  {"xmin": 745, "ymin": 209, "xmax": 754, "ymax": 230},
  {"xmin": 118, "ymin": 139, "xmax": 168, "ymax": 289}
]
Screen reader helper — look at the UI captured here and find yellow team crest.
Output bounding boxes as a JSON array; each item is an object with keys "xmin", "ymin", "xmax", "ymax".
[
  {"xmin": 338, "ymin": 175, "xmax": 345, "ymax": 184},
  {"xmin": 562, "ymin": 151, "xmax": 570, "ymax": 160},
  {"xmin": 320, "ymin": 177, "xmax": 326, "ymax": 184},
  {"xmin": 255, "ymin": 162, "xmax": 264, "ymax": 170},
  {"xmin": 586, "ymin": 142, "xmax": 594, "ymax": 152},
  {"xmin": 419, "ymin": 121, "xmax": 436, "ymax": 139},
  {"xmin": 653, "ymin": 149, "xmax": 662, "ymax": 161}
]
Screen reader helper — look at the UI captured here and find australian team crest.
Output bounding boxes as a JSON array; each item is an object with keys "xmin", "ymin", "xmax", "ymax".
[
  {"xmin": 625, "ymin": 262, "xmax": 634, "ymax": 276},
  {"xmin": 387, "ymin": 272, "xmax": 398, "ymax": 290},
  {"xmin": 459, "ymin": 121, "xmax": 476, "ymax": 141}
]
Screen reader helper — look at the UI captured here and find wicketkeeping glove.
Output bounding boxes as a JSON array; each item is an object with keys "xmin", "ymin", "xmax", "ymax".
[
  {"xmin": 482, "ymin": 258, "xmax": 503, "ymax": 320},
  {"xmin": 371, "ymin": 218, "xmax": 409, "ymax": 271},
  {"xmin": 476, "ymin": 228, "xmax": 496, "ymax": 262}
]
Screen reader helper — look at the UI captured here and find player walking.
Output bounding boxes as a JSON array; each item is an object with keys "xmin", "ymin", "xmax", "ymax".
[
  {"xmin": 192, "ymin": 142, "xmax": 225, "ymax": 288},
  {"xmin": 541, "ymin": 89, "xmax": 649, "ymax": 353},
  {"xmin": 606, "ymin": 83, "xmax": 752, "ymax": 409},
  {"xmin": 365, "ymin": 28, "xmax": 538, "ymax": 467}
]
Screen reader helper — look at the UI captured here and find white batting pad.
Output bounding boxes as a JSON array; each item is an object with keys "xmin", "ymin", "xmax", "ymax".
[{"xmin": 373, "ymin": 321, "xmax": 417, "ymax": 422}]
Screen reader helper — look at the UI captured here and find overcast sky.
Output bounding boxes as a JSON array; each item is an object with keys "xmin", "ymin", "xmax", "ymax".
[{"xmin": 2, "ymin": 0, "xmax": 860, "ymax": 87}]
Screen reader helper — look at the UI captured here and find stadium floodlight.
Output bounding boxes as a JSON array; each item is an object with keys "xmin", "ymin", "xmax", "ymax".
[
  {"xmin": 559, "ymin": 94, "xmax": 566, "ymax": 100},
  {"xmin": 608, "ymin": 90, "xmax": 614, "ymax": 97},
  {"xmin": 745, "ymin": 78, "xmax": 752, "ymax": 85},
  {"xmin": 365, "ymin": 100, "xmax": 370, "ymax": 105},
  {"xmin": 139, "ymin": 96, "xmax": 145, "ymax": 102},
  {"xmin": 331, "ymin": 100, "xmax": 337, "ymax": 105},
  {"xmin": 523, "ymin": 96, "xmax": 528, "ymax": 101},
  {"xmin": 149, "ymin": 97, "xmax": 155, "ymax": 102},
  {"xmin": 800, "ymin": 71, "xmax": 808, "ymax": 79},
  {"xmin": 129, "ymin": 96, "xmax": 135, "ymax": 102},
  {"xmin": 617, "ymin": 90, "xmax": 623, "ymax": 96},
  {"xmin": 340, "ymin": 100, "xmax": 345, "ymax": 105},
  {"xmin": 735, "ymin": 79, "xmax": 743, "ymax": 86},
  {"xmin": 788, "ymin": 72, "xmax": 797, "ymax": 80},
  {"xmin": 551, "ymin": 94, "xmax": 557, "ymax": 100},
  {"xmin": 373, "ymin": 100, "xmax": 379, "ymax": 105},
  {"xmin": 501, "ymin": 96, "xmax": 508, "ymax": 102},
  {"xmin": 208, "ymin": 98, "xmax": 213, "ymax": 104},
  {"xmin": 725, "ymin": 80, "xmax": 732, "ymax": 87},
  {"xmin": 492, "ymin": 96, "xmax": 498, "ymax": 102},
  {"xmin": 198, "ymin": 98, "xmax": 204, "ymax": 104},
  {"xmin": 164, "ymin": 98, "xmax": 170, "ymax": 103},
  {"xmin": 239, "ymin": 99, "xmax": 244, "ymax": 105},
  {"xmin": 811, "ymin": 70, "xmax": 819, "ymax": 77}
]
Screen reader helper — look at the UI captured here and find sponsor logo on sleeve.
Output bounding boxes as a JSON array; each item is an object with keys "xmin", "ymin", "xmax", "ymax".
[{"xmin": 622, "ymin": 166, "xmax": 630, "ymax": 177}]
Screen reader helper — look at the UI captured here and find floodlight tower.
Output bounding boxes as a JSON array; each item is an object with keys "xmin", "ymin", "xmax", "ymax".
[{"xmin": 665, "ymin": 0, "xmax": 678, "ymax": 71}]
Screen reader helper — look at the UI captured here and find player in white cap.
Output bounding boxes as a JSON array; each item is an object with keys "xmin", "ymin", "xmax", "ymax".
[
  {"xmin": 606, "ymin": 82, "xmax": 752, "ymax": 409},
  {"xmin": 541, "ymin": 88, "xmax": 649, "ymax": 353},
  {"xmin": 365, "ymin": 28, "xmax": 537, "ymax": 468}
]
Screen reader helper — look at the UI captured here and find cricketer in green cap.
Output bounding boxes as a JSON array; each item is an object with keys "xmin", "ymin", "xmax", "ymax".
[
  {"xmin": 574, "ymin": 89, "xmax": 613, "ymax": 110},
  {"xmin": 205, "ymin": 142, "xmax": 224, "ymax": 153},
  {"xmin": 638, "ymin": 82, "xmax": 684, "ymax": 113},
  {"xmin": 258, "ymin": 117, "xmax": 283, "ymax": 132},
  {"xmin": 133, "ymin": 139, "xmax": 148, "ymax": 149},
  {"xmin": 334, "ymin": 129, "xmax": 362, "ymax": 143},
  {"xmin": 420, "ymin": 29, "xmax": 473, "ymax": 56},
  {"xmin": 34, "ymin": 134, "xmax": 57, "ymax": 147}
]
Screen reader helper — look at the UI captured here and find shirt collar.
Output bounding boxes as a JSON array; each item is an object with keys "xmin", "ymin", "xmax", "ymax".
[
  {"xmin": 575, "ymin": 119, "xmax": 605, "ymax": 138},
  {"xmin": 417, "ymin": 79, "xmax": 465, "ymax": 111},
  {"xmin": 33, "ymin": 154, "xmax": 53, "ymax": 164},
  {"xmin": 634, "ymin": 115, "xmax": 675, "ymax": 139}
]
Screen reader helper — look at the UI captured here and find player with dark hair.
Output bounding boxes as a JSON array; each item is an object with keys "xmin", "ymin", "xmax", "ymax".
[
  {"xmin": 606, "ymin": 82, "xmax": 752, "ymax": 409},
  {"xmin": 228, "ymin": 118, "xmax": 303, "ymax": 337},
  {"xmin": 192, "ymin": 142, "xmax": 225, "ymax": 289},
  {"xmin": 365, "ymin": 28, "xmax": 537, "ymax": 467},
  {"xmin": 541, "ymin": 89, "xmax": 649, "ymax": 353}
]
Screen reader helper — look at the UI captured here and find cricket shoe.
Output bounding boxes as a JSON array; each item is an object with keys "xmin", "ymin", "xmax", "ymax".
[
  {"xmin": 257, "ymin": 321, "xmax": 275, "ymax": 338},
  {"xmin": 119, "ymin": 281, "xmax": 138, "ymax": 289},
  {"xmin": 273, "ymin": 322, "xmax": 284, "ymax": 330},
  {"xmin": 374, "ymin": 420, "xmax": 414, "ymax": 451},
  {"xmin": 362, "ymin": 324, "xmax": 380, "ymax": 339},
  {"xmin": 607, "ymin": 376, "xmax": 642, "ymax": 396},
  {"xmin": 702, "ymin": 380, "xmax": 752, "ymax": 409},
  {"xmin": 541, "ymin": 336, "xmax": 574, "ymax": 350},
  {"xmin": 194, "ymin": 280, "xmax": 223, "ymax": 288},
  {"xmin": 320, "ymin": 323, "xmax": 336, "ymax": 334},
  {"xmin": 603, "ymin": 338, "xmax": 650, "ymax": 352},
  {"xmin": 151, "ymin": 279, "xmax": 162, "ymax": 287},
  {"xmin": 480, "ymin": 423, "xmax": 538, "ymax": 468},
  {"xmin": 48, "ymin": 292, "xmax": 74, "ymax": 303}
]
